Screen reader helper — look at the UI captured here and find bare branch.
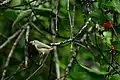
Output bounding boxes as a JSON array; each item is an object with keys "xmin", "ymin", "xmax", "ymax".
[
  {"xmin": 50, "ymin": 17, "xmax": 91, "ymax": 46},
  {"xmin": 4, "ymin": 61, "xmax": 24, "ymax": 80},
  {"xmin": 0, "ymin": 29, "xmax": 21, "ymax": 49},
  {"xmin": 25, "ymin": 25, "xmax": 30, "ymax": 68},
  {"xmin": 25, "ymin": 52, "xmax": 49, "ymax": 80},
  {"xmin": 51, "ymin": 0, "xmax": 61, "ymax": 79},
  {"xmin": 1, "ymin": 26, "xmax": 26, "ymax": 80}
]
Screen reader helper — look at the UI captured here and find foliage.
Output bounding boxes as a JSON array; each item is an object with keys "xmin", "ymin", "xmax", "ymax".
[{"xmin": 0, "ymin": 0, "xmax": 120, "ymax": 80}]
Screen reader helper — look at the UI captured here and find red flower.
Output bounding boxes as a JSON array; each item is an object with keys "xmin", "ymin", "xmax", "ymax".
[{"xmin": 103, "ymin": 21, "xmax": 113, "ymax": 30}]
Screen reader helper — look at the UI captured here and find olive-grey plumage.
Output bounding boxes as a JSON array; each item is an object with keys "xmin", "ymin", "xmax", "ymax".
[{"xmin": 30, "ymin": 40, "xmax": 53, "ymax": 54}]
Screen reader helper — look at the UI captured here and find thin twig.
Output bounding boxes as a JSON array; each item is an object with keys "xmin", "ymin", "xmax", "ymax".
[
  {"xmin": 111, "ymin": 25, "xmax": 120, "ymax": 41},
  {"xmin": 53, "ymin": 46, "xmax": 60, "ymax": 78},
  {"xmin": 61, "ymin": 2, "xmax": 76, "ymax": 80},
  {"xmin": 0, "ymin": 29, "xmax": 21, "ymax": 49},
  {"xmin": 0, "ymin": 0, "xmax": 49, "ymax": 10},
  {"xmin": 25, "ymin": 25, "xmax": 30, "ymax": 68},
  {"xmin": 94, "ymin": 32, "xmax": 120, "ymax": 75},
  {"xmin": 67, "ymin": 0, "xmax": 73, "ymax": 51},
  {"xmin": 50, "ymin": 17, "xmax": 91, "ymax": 46},
  {"xmin": 63, "ymin": 52, "xmax": 77, "ymax": 80},
  {"xmin": 60, "ymin": 47, "xmax": 79, "ymax": 80},
  {"xmin": 0, "ymin": 0, "xmax": 11, "ymax": 6},
  {"xmin": 29, "ymin": 22, "xmax": 45, "ymax": 36},
  {"xmin": 28, "ymin": 0, "xmax": 68, "ymax": 39},
  {"xmin": 25, "ymin": 53, "xmax": 49, "ymax": 80},
  {"xmin": 74, "ymin": 41, "xmax": 87, "ymax": 49},
  {"xmin": 53, "ymin": 0, "xmax": 61, "ymax": 79},
  {"xmin": 50, "ymin": 0, "xmax": 60, "ymax": 79},
  {"xmin": 1, "ymin": 27, "xmax": 26, "ymax": 80},
  {"xmin": 0, "ymin": 32, "xmax": 7, "ymax": 39},
  {"xmin": 4, "ymin": 61, "xmax": 24, "ymax": 80},
  {"xmin": 33, "ymin": 0, "xmax": 49, "ymax": 7}
]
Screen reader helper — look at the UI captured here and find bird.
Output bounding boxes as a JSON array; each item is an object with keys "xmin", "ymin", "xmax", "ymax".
[{"xmin": 29, "ymin": 40, "xmax": 53, "ymax": 55}]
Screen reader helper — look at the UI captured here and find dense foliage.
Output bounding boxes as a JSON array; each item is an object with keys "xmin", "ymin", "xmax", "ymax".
[{"xmin": 0, "ymin": 0, "xmax": 120, "ymax": 80}]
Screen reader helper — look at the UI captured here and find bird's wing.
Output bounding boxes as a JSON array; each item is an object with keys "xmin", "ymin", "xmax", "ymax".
[{"xmin": 34, "ymin": 40, "xmax": 52, "ymax": 49}]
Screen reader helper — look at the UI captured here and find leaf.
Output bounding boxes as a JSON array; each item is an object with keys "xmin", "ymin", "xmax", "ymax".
[
  {"xmin": 109, "ymin": 74, "xmax": 120, "ymax": 80},
  {"xmin": 117, "ymin": 15, "xmax": 120, "ymax": 25},
  {"xmin": 4, "ymin": 10, "xmax": 17, "ymax": 21},
  {"xmin": 101, "ymin": 1, "xmax": 113, "ymax": 9},
  {"xmin": 101, "ymin": 0, "xmax": 120, "ymax": 13},
  {"xmin": 112, "ymin": 41, "xmax": 120, "ymax": 52},
  {"xmin": 115, "ymin": 25, "xmax": 120, "ymax": 33},
  {"xmin": 33, "ymin": 8, "xmax": 64, "ymax": 18},
  {"xmin": 12, "ymin": 9, "xmax": 32, "ymax": 28},
  {"xmin": 112, "ymin": 0, "xmax": 120, "ymax": 13},
  {"xmin": 103, "ymin": 31, "xmax": 112, "ymax": 47},
  {"xmin": 79, "ymin": 64, "xmax": 109, "ymax": 75},
  {"xmin": 9, "ymin": 0, "xmax": 21, "ymax": 6},
  {"xmin": 31, "ymin": 75, "xmax": 41, "ymax": 80},
  {"xmin": 34, "ymin": 8, "xmax": 52, "ymax": 17},
  {"xmin": 69, "ymin": 65, "xmax": 105, "ymax": 80},
  {"xmin": 91, "ymin": 9, "xmax": 107, "ymax": 24}
]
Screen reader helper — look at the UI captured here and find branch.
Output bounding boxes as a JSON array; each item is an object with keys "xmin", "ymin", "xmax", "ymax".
[
  {"xmin": 0, "ymin": 29, "xmax": 21, "ymax": 49},
  {"xmin": 57, "ymin": 47, "xmax": 79, "ymax": 80},
  {"xmin": 0, "ymin": 32, "xmax": 7, "ymax": 39},
  {"xmin": 94, "ymin": 32, "xmax": 120, "ymax": 75},
  {"xmin": 1, "ymin": 27, "xmax": 26, "ymax": 80},
  {"xmin": 50, "ymin": 17, "xmax": 91, "ymax": 46},
  {"xmin": 25, "ymin": 52, "xmax": 49, "ymax": 80},
  {"xmin": 51, "ymin": 0, "xmax": 61, "ymax": 79},
  {"xmin": 4, "ymin": 61, "xmax": 24, "ymax": 80},
  {"xmin": 0, "ymin": 0, "xmax": 49, "ymax": 10},
  {"xmin": 24, "ymin": 25, "xmax": 30, "ymax": 68},
  {"xmin": 62, "ymin": 51, "xmax": 77, "ymax": 80}
]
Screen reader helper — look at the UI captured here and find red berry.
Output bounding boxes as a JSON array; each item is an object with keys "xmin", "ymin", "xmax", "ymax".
[{"xmin": 103, "ymin": 21, "xmax": 113, "ymax": 30}]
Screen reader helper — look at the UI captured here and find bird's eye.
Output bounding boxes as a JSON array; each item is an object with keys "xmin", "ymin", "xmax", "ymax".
[{"xmin": 34, "ymin": 41, "xmax": 36, "ymax": 44}]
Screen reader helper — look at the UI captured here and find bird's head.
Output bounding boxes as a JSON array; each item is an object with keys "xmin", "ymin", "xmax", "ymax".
[{"xmin": 29, "ymin": 40, "xmax": 39, "ymax": 45}]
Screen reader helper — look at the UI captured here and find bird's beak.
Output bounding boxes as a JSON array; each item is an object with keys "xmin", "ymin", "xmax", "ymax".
[{"xmin": 29, "ymin": 41, "xmax": 33, "ymax": 45}]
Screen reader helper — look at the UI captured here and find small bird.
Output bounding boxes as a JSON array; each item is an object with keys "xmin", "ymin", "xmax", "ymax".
[{"xmin": 29, "ymin": 40, "xmax": 53, "ymax": 55}]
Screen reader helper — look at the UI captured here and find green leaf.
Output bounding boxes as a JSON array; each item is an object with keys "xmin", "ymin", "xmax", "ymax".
[
  {"xmin": 101, "ymin": 0, "xmax": 120, "ymax": 13},
  {"xmin": 4, "ymin": 10, "xmax": 17, "ymax": 21},
  {"xmin": 101, "ymin": 1, "xmax": 113, "ymax": 8},
  {"xmin": 112, "ymin": 0, "xmax": 120, "ymax": 13},
  {"xmin": 34, "ymin": 8, "xmax": 52, "ymax": 17},
  {"xmin": 30, "ymin": 75, "xmax": 41, "ymax": 80},
  {"xmin": 103, "ymin": 31, "xmax": 112, "ymax": 47},
  {"xmin": 9, "ymin": 0, "xmax": 21, "ymax": 6},
  {"xmin": 109, "ymin": 74, "xmax": 120, "ymax": 80},
  {"xmin": 117, "ymin": 14, "xmax": 120, "ymax": 25},
  {"xmin": 115, "ymin": 26, "xmax": 120, "ymax": 34},
  {"xmin": 34, "ymin": 8, "xmax": 64, "ymax": 18},
  {"xmin": 12, "ymin": 9, "xmax": 32, "ymax": 28},
  {"xmin": 113, "ymin": 41, "xmax": 120, "ymax": 51},
  {"xmin": 91, "ymin": 9, "xmax": 107, "ymax": 24},
  {"xmin": 79, "ymin": 64, "xmax": 109, "ymax": 75},
  {"xmin": 69, "ymin": 65, "xmax": 106, "ymax": 80}
]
